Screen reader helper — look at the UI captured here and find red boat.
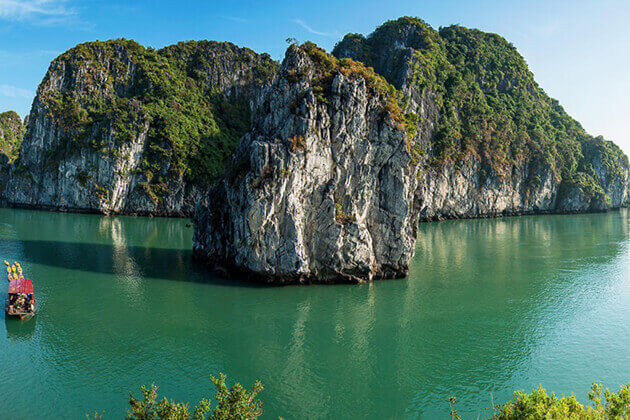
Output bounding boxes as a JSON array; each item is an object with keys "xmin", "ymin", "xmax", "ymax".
[{"xmin": 5, "ymin": 265, "xmax": 37, "ymax": 320}]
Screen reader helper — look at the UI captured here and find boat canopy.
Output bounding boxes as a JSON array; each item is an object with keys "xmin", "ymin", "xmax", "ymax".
[{"xmin": 8, "ymin": 278, "xmax": 33, "ymax": 295}]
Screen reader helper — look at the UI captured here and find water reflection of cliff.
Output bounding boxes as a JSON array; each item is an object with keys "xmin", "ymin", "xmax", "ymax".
[
  {"xmin": 1, "ymin": 208, "xmax": 628, "ymax": 419},
  {"xmin": 3, "ymin": 208, "xmax": 191, "ymax": 249},
  {"xmin": 3, "ymin": 209, "xmax": 196, "ymax": 283}
]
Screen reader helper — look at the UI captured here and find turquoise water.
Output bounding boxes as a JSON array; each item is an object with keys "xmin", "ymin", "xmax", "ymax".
[{"xmin": 0, "ymin": 207, "xmax": 629, "ymax": 419}]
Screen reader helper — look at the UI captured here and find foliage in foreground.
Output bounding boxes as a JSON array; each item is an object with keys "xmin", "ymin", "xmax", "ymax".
[
  {"xmin": 113, "ymin": 376, "xmax": 630, "ymax": 419},
  {"xmin": 449, "ymin": 382, "xmax": 630, "ymax": 419},
  {"xmin": 125, "ymin": 373, "xmax": 263, "ymax": 420},
  {"xmin": 492, "ymin": 382, "xmax": 630, "ymax": 419}
]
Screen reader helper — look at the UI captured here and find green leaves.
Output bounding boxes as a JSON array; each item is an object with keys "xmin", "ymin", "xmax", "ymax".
[
  {"xmin": 125, "ymin": 374, "xmax": 263, "ymax": 420},
  {"xmin": 210, "ymin": 373, "xmax": 263, "ymax": 420},
  {"xmin": 0, "ymin": 110, "xmax": 25, "ymax": 161},
  {"xmin": 493, "ymin": 382, "xmax": 630, "ymax": 419}
]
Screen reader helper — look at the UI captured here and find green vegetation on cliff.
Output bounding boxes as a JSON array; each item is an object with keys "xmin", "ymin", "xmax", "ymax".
[
  {"xmin": 297, "ymin": 42, "xmax": 407, "ymax": 124},
  {"xmin": 333, "ymin": 17, "xmax": 627, "ymax": 203},
  {"xmin": 13, "ymin": 19, "xmax": 628, "ymax": 210},
  {"xmin": 0, "ymin": 111, "xmax": 25, "ymax": 161},
  {"xmin": 36, "ymin": 39, "xmax": 278, "ymax": 198}
]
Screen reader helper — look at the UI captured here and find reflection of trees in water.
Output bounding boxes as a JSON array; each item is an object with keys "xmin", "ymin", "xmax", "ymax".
[
  {"xmin": 1, "ymin": 208, "xmax": 198, "ymax": 284},
  {"xmin": 414, "ymin": 210, "xmax": 628, "ymax": 281}
]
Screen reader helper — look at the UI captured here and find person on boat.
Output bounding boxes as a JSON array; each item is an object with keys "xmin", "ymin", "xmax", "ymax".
[
  {"xmin": 15, "ymin": 294, "xmax": 25, "ymax": 311},
  {"xmin": 8, "ymin": 294, "xmax": 15, "ymax": 312}
]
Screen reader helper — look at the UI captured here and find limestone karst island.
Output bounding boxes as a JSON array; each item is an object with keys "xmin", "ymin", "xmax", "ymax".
[{"xmin": 1, "ymin": 2, "xmax": 629, "ymax": 419}]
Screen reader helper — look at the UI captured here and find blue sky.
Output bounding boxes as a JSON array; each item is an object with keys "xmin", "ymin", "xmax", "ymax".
[{"xmin": 0, "ymin": 0, "xmax": 628, "ymax": 152}]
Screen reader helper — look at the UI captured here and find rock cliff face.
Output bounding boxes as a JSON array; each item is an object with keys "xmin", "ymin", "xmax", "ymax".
[
  {"xmin": 413, "ymin": 149, "xmax": 628, "ymax": 220},
  {"xmin": 5, "ymin": 40, "xmax": 277, "ymax": 216},
  {"xmin": 194, "ymin": 18, "xmax": 629, "ymax": 284},
  {"xmin": 194, "ymin": 44, "xmax": 424, "ymax": 283},
  {"xmin": 332, "ymin": 18, "xmax": 629, "ymax": 221},
  {"xmin": 3, "ymin": 18, "xmax": 628, "ymax": 284}
]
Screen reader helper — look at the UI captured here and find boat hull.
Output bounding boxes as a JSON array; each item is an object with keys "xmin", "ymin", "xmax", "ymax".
[{"xmin": 4, "ymin": 299, "xmax": 37, "ymax": 320}]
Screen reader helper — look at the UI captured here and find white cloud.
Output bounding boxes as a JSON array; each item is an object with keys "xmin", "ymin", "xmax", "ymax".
[
  {"xmin": 0, "ymin": 0, "xmax": 75, "ymax": 24},
  {"xmin": 0, "ymin": 84, "xmax": 33, "ymax": 99},
  {"xmin": 293, "ymin": 19, "xmax": 338, "ymax": 37}
]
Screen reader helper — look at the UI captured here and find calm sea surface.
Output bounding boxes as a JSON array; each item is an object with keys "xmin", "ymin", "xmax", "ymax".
[{"xmin": 0, "ymin": 207, "xmax": 629, "ymax": 419}]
